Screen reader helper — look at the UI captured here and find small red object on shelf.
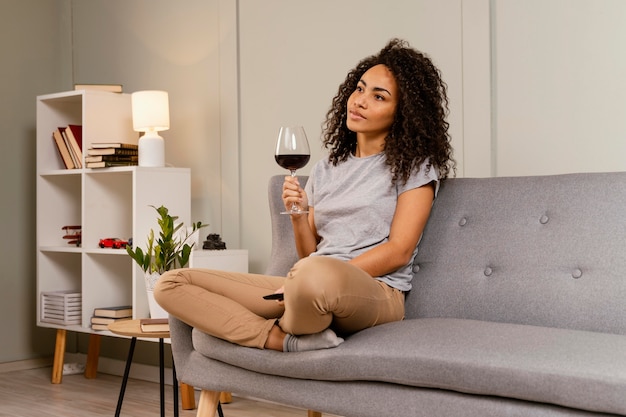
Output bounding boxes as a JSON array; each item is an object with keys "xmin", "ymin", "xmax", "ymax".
[
  {"xmin": 99, "ymin": 237, "xmax": 130, "ymax": 249},
  {"xmin": 62, "ymin": 225, "xmax": 81, "ymax": 246}
]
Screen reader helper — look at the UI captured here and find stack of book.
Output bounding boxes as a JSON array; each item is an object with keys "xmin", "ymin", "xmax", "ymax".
[
  {"xmin": 85, "ymin": 143, "xmax": 139, "ymax": 168},
  {"xmin": 90, "ymin": 305, "xmax": 132, "ymax": 331},
  {"xmin": 52, "ymin": 125, "xmax": 83, "ymax": 169}
]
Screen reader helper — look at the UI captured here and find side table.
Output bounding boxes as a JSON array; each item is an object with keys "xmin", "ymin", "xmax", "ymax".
[{"xmin": 108, "ymin": 319, "xmax": 222, "ymax": 417}]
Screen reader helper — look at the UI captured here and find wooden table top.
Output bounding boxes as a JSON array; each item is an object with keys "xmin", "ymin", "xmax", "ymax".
[{"xmin": 108, "ymin": 319, "xmax": 170, "ymax": 339}]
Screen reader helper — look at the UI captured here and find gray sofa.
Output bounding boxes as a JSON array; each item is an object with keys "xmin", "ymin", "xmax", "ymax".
[{"xmin": 169, "ymin": 172, "xmax": 626, "ymax": 417}]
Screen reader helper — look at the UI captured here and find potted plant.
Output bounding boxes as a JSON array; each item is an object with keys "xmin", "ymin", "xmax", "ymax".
[{"xmin": 127, "ymin": 205, "xmax": 206, "ymax": 317}]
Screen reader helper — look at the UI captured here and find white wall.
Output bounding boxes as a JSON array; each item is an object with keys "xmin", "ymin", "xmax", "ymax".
[
  {"xmin": 71, "ymin": 0, "xmax": 226, "ymax": 242},
  {"xmin": 237, "ymin": 0, "xmax": 469, "ymax": 272},
  {"xmin": 236, "ymin": 0, "xmax": 626, "ymax": 272},
  {"xmin": 493, "ymin": 0, "xmax": 626, "ymax": 176},
  {"xmin": 70, "ymin": 0, "xmax": 626, "ymax": 276},
  {"xmin": 0, "ymin": 0, "xmax": 73, "ymax": 363}
]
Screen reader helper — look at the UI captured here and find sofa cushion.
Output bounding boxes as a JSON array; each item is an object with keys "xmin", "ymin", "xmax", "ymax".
[{"xmin": 193, "ymin": 318, "xmax": 626, "ymax": 415}]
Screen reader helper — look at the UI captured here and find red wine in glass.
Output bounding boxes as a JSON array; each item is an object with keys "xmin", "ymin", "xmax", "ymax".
[
  {"xmin": 275, "ymin": 126, "xmax": 311, "ymax": 214},
  {"xmin": 275, "ymin": 154, "xmax": 310, "ymax": 171}
]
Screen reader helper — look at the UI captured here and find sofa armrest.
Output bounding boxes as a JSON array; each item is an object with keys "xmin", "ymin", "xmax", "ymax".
[{"xmin": 169, "ymin": 315, "xmax": 194, "ymax": 378}]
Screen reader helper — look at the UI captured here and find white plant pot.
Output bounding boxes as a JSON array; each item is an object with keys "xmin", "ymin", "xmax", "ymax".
[{"xmin": 144, "ymin": 272, "xmax": 169, "ymax": 319}]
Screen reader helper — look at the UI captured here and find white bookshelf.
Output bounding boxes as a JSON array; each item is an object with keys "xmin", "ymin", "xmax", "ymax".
[
  {"xmin": 36, "ymin": 90, "xmax": 192, "ymax": 333},
  {"xmin": 36, "ymin": 90, "xmax": 250, "ymax": 385}
]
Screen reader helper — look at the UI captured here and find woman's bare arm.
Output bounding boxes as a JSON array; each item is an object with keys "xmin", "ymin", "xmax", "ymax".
[{"xmin": 348, "ymin": 183, "xmax": 435, "ymax": 277}]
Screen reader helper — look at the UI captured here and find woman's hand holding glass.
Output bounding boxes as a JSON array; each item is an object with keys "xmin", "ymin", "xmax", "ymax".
[{"xmin": 282, "ymin": 175, "xmax": 308, "ymax": 216}]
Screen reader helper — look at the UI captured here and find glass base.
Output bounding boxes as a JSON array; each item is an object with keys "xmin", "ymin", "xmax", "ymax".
[{"xmin": 280, "ymin": 209, "xmax": 309, "ymax": 215}]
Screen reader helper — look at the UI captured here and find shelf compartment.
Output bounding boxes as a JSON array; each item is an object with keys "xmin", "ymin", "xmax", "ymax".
[
  {"xmin": 82, "ymin": 253, "xmax": 133, "ymax": 326},
  {"xmin": 37, "ymin": 251, "xmax": 82, "ymax": 326},
  {"xmin": 83, "ymin": 170, "xmax": 133, "ymax": 251},
  {"xmin": 37, "ymin": 174, "xmax": 81, "ymax": 248},
  {"xmin": 37, "ymin": 92, "xmax": 82, "ymax": 172}
]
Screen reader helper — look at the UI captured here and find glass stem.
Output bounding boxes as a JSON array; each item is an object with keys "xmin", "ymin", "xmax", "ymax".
[{"xmin": 290, "ymin": 170, "xmax": 298, "ymax": 212}]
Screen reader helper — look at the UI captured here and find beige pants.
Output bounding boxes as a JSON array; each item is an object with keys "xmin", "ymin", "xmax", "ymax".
[{"xmin": 154, "ymin": 256, "xmax": 405, "ymax": 349}]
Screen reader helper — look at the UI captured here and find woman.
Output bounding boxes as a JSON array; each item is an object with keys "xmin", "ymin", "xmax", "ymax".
[{"xmin": 155, "ymin": 38, "xmax": 454, "ymax": 352}]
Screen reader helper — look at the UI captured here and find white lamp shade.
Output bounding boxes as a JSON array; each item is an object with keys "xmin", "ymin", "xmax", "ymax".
[{"xmin": 131, "ymin": 90, "xmax": 170, "ymax": 132}]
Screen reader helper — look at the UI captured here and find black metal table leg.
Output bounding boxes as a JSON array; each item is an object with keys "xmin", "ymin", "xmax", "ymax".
[
  {"xmin": 159, "ymin": 338, "xmax": 165, "ymax": 417},
  {"xmin": 114, "ymin": 334, "xmax": 192, "ymax": 417},
  {"xmin": 115, "ymin": 336, "xmax": 137, "ymax": 417}
]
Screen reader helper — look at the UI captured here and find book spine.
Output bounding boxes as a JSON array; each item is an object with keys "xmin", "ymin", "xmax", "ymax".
[
  {"xmin": 52, "ymin": 130, "xmax": 75, "ymax": 169},
  {"xmin": 90, "ymin": 143, "xmax": 138, "ymax": 149},
  {"xmin": 65, "ymin": 125, "xmax": 83, "ymax": 168},
  {"xmin": 85, "ymin": 155, "xmax": 139, "ymax": 163},
  {"xmin": 60, "ymin": 128, "xmax": 80, "ymax": 168},
  {"xmin": 74, "ymin": 84, "xmax": 123, "ymax": 93},
  {"xmin": 86, "ymin": 161, "xmax": 139, "ymax": 168},
  {"xmin": 86, "ymin": 148, "xmax": 139, "ymax": 156}
]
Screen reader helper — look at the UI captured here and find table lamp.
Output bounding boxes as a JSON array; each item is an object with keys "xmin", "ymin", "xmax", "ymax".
[{"xmin": 131, "ymin": 90, "xmax": 170, "ymax": 167}]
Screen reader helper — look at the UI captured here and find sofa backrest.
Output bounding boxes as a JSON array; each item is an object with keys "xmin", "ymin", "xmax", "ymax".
[
  {"xmin": 265, "ymin": 175, "xmax": 308, "ymax": 276},
  {"xmin": 266, "ymin": 172, "xmax": 626, "ymax": 336},
  {"xmin": 407, "ymin": 172, "xmax": 626, "ymax": 335}
]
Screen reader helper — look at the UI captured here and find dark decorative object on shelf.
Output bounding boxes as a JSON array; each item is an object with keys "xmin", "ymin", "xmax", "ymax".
[{"xmin": 203, "ymin": 234, "xmax": 227, "ymax": 250}]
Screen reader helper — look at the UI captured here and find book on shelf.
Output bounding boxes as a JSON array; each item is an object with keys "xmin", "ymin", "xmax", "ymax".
[
  {"xmin": 58, "ymin": 126, "xmax": 81, "ymax": 168},
  {"xmin": 74, "ymin": 83, "xmax": 123, "ymax": 93},
  {"xmin": 60, "ymin": 127, "xmax": 81, "ymax": 168},
  {"xmin": 93, "ymin": 305, "xmax": 132, "ymax": 319},
  {"xmin": 90, "ymin": 316, "xmax": 130, "ymax": 330},
  {"xmin": 139, "ymin": 318, "xmax": 170, "ymax": 333},
  {"xmin": 86, "ymin": 147, "xmax": 139, "ymax": 156},
  {"xmin": 86, "ymin": 160, "xmax": 138, "ymax": 169},
  {"xmin": 52, "ymin": 129, "xmax": 75, "ymax": 169},
  {"xmin": 91, "ymin": 316, "xmax": 130, "ymax": 325},
  {"xmin": 65, "ymin": 125, "xmax": 83, "ymax": 168},
  {"xmin": 90, "ymin": 142, "xmax": 138, "ymax": 150},
  {"xmin": 85, "ymin": 154, "xmax": 138, "ymax": 163}
]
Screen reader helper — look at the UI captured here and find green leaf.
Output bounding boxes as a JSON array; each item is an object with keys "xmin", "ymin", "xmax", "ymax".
[{"xmin": 127, "ymin": 205, "xmax": 207, "ymax": 274}]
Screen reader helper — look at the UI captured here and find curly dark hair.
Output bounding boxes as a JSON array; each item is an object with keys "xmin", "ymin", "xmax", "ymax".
[{"xmin": 322, "ymin": 38, "xmax": 455, "ymax": 182}]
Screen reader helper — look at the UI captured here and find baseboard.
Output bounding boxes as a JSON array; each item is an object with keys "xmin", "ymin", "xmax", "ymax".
[
  {"xmin": 64, "ymin": 352, "xmax": 177, "ymax": 385},
  {"xmin": 99, "ymin": 354, "xmax": 178, "ymax": 385},
  {"xmin": 0, "ymin": 353, "xmax": 179, "ymax": 386},
  {"xmin": 0, "ymin": 357, "xmax": 53, "ymax": 373}
]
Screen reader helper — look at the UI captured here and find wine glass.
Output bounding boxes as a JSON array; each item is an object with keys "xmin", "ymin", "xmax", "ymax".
[{"xmin": 274, "ymin": 126, "xmax": 311, "ymax": 214}]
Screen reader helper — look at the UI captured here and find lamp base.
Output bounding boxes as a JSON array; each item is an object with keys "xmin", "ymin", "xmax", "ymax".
[{"xmin": 138, "ymin": 132, "xmax": 165, "ymax": 167}]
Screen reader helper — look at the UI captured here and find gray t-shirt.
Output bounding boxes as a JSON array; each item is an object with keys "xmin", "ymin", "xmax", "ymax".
[{"xmin": 304, "ymin": 152, "xmax": 439, "ymax": 291}]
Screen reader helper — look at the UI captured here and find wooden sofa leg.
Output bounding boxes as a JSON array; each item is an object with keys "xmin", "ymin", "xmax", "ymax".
[
  {"xmin": 181, "ymin": 383, "xmax": 196, "ymax": 409},
  {"xmin": 308, "ymin": 411, "xmax": 322, "ymax": 417},
  {"xmin": 219, "ymin": 391, "xmax": 232, "ymax": 404},
  {"xmin": 197, "ymin": 390, "xmax": 222, "ymax": 417}
]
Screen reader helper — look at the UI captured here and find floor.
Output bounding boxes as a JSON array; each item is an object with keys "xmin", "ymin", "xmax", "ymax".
[{"xmin": 0, "ymin": 366, "xmax": 333, "ymax": 417}]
